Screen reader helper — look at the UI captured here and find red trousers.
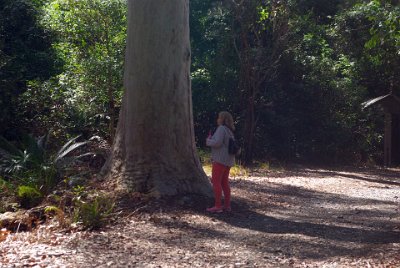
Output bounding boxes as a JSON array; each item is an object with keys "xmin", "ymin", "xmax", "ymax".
[{"xmin": 211, "ymin": 162, "xmax": 231, "ymax": 208}]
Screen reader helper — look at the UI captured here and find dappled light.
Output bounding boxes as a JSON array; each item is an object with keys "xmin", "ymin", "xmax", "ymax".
[{"xmin": 1, "ymin": 167, "xmax": 399, "ymax": 266}]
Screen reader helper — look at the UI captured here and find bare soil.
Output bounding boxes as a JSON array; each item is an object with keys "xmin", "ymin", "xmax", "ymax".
[{"xmin": 1, "ymin": 166, "xmax": 399, "ymax": 267}]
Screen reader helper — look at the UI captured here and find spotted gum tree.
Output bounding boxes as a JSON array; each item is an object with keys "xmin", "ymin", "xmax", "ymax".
[{"xmin": 102, "ymin": 0, "xmax": 211, "ymax": 197}]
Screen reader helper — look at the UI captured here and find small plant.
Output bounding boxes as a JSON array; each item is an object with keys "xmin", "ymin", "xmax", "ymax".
[
  {"xmin": 17, "ymin": 185, "xmax": 43, "ymax": 208},
  {"xmin": 72, "ymin": 185, "xmax": 86, "ymax": 198},
  {"xmin": 198, "ymin": 149, "xmax": 211, "ymax": 164},
  {"xmin": 0, "ymin": 177, "xmax": 13, "ymax": 193},
  {"xmin": 0, "ymin": 177, "xmax": 14, "ymax": 213},
  {"xmin": 258, "ymin": 162, "xmax": 270, "ymax": 170},
  {"xmin": 73, "ymin": 194, "xmax": 114, "ymax": 230},
  {"xmin": 230, "ymin": 164, "xmax": 248, "ymax": 177}
]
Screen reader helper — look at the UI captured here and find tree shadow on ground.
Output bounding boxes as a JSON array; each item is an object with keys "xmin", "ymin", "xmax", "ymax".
[
  {"xmin": 94, "ymin": 167, "xmax": 400, "ymax": 261},
  {"xmin": 148, "ymin": 203, "xmax": 399, "ymax": 260},
  {"xmin": 150, "ymin": 171, "xmax": 400, "ymax": 260},
  {"xmin": 259, "ymin": 166, "xmax": 400, "ymax": 187},
  {"xmin": 309, "ymin": 169, "xmax": 400, "ymax": 187},
  {"xmin": 214, "ymin": 202, "xmax": 399, "ymax": 244},
  {"xmin": 230, "ymin": 182, "xmax": 398, "ymax": 227}
]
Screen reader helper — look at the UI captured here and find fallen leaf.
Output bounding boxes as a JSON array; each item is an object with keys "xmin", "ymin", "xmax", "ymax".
[{"xmin": 0, "ymin": 228, "xmax": 11, "ymax": 242}]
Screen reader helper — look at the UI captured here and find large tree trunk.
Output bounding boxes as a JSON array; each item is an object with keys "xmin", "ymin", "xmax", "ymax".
[{"xmin": 102, "ymin": 0, "xmax": 211, "ymax": 198}]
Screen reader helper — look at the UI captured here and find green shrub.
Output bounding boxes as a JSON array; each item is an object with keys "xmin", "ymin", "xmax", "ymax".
[
  {"xmin": 0, "ymin": 134, "xmax": 91, "ymax": 194},
  {"xmin": 17, "ymin": 185, "xmax": 43, "ymax": 208},
  {"xmin": 45, "ymin": 205, "xmax": 67, "ymax": 227},
  {"xmin": 73, "ymin": 195, "xmax": 114, "ymax": 230},
  {"xmin": 198, "ymin": 148, "xmax": 211, "ymax": 164},
  {"xmin": 0, "ymin": 177, "xmax": 13, "ymax": 193}
]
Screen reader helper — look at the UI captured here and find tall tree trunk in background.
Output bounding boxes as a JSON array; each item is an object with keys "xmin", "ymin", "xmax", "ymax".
[
  {"xmin": 102, "ymin": 0, "xmax": 211, "ymax": 197},
  {"xmin": 107, "ymin": 85, "xmax": 115, "ymax": 143},
  {"xmin": 233, "ymin": 1, "xmax": 259, "ymax": 166},
  {"xmin": 233, "ymin": 0, "xmax": 289, "ymax": 166},
  {"xmin": 239, "ymin": 33, "xmax": 256, "ymax": 166},
  {"xmin": 104, "ymin": 15, "xmax": 117, "ymax": 144}
]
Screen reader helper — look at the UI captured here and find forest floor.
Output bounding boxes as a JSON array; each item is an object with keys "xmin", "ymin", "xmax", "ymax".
[{"xmin": 1, "ymin": 166, "xmax": 400, "ymax": 267}]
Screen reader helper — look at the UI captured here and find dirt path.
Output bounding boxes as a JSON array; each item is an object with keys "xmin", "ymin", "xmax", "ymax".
[{"xmin": 1, "ymin": 167, "xmax": 400, "ymax": 267}]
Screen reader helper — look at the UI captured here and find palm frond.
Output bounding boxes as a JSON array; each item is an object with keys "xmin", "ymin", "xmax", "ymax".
[
  {"xmin": 56, "ymin": 135, "xmax": 81, "ymax": 159},
  {"xmin": 55, "ymin": 140, "xmax": 88, "ymax": 163},
  {"xmin": 21, "ymin": 134, "xmax": 45, "ymax": 165}
]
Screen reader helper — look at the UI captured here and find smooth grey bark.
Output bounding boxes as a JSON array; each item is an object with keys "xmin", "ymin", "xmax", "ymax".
[{"xmin": 102, "ymin": 0, "xmax": 211, "ymax": 197}]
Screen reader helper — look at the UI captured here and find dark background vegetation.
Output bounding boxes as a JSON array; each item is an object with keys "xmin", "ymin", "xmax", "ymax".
[{"xmin": 1, "ymin": 0, "xmax": 399, "ymax": 166}]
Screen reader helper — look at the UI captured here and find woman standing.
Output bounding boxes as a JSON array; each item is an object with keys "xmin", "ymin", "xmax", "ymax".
[{"xmin": 206, "ymin": 111, "xmax": 236, "ymax": 213}]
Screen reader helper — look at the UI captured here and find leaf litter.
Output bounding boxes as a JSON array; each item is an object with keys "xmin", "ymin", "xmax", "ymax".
[{"xmin": 1, "ymin": 166, "xmax": 399, "ymax": 267}]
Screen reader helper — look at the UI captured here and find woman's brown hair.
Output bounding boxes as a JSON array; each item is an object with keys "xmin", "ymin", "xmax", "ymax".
[{"xmin": 219, "ymin": 111, "xmax": 235, "ymax": 131}]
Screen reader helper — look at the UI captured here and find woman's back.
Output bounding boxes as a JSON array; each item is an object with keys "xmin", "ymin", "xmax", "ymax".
[{"xmin": 206, "ymin": 125, "xmax": 235, "ymax": 167}]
